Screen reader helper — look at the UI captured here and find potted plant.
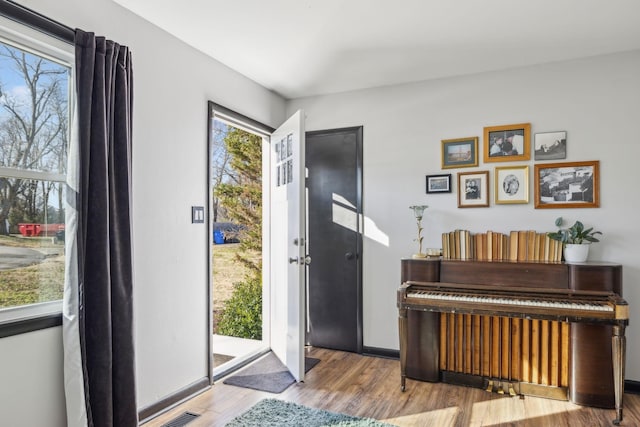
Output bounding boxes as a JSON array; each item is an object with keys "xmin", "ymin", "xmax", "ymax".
[{"xmin": 547, "ymin": 217, "xmax": 602, "ymax": 263}]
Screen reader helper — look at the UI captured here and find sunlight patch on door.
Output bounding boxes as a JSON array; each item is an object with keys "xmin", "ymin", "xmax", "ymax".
[
  {"xmin": 331, "ymin": 193, "xmax": 389, "ymax": 246},
  {"xmin": 332, "ymin": 193, "xmax": 357, "ymax": 233}
]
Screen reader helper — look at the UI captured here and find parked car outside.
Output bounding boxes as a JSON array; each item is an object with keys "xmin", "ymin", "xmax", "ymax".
[{"xmin": 213, "ymin": 222, "xmax": 245, "ymax": 244}]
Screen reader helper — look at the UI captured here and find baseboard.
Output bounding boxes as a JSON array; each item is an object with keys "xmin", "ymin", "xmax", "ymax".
[
  {"xmin": 625, "ymin": 380, "xmax": 640, "ymax": 395},
  {"xmin": 362, "ymin": 346, "xmax": 399, "ymax": 359},
  {"xmin": 138, "ymin": 377, "xmax": 210, "ymax": 424}
]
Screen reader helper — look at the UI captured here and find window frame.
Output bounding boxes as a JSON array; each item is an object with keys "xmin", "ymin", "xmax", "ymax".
[{"xmin": 0, "ymin": 11, "xmax": 74, "ymax": 336}]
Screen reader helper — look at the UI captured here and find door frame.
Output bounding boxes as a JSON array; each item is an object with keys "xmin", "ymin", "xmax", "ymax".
[
  {"xmin": 306, "ymin": 126, "xmax": 364, "ymax": 353},
  {"xmin": 207, "ymin": 102, "xmax": 275, "ymax": 382},
  {"xmin": 208, "ymin": 103, "xmax": 310, "ymax": 382}
]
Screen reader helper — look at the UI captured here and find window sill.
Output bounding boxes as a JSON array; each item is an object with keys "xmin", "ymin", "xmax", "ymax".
[
  {"xmin": 0, "ymin": 301, "xmax": 63, "ymax": 338},
  {"xmin": 0, "ymin": 312, "xmax": 62, "ymax": 338}
]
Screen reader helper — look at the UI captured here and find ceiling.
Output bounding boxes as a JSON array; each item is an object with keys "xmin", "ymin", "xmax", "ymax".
[{"xmin": 114, "ymin": 0, "xmax": 640, "ymax": 99}]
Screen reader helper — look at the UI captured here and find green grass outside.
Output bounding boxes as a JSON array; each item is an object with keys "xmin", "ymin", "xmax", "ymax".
[
  {"xmin": 212, "ymin": 243, "xmax": 261, "ymax": 335},
  {"xmin": 0, "ymin": 235, "xmax": 65, "ymax": 308},
  {"xmin": 0, "ymin": 237, "xmax": 255, "ymax": 315}
]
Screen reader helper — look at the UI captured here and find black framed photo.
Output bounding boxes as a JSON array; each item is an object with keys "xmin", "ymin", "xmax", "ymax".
[
  {"xmin": 441, "ymin": 137, "xmax": 478, "ymax": 169},
  {"xmin": 534, "ymin": 131, "xmax": 567, "ymax": 160},
  {"xmin": 426, "ymin": 174, "xmax": 452, "ymax": 193}
]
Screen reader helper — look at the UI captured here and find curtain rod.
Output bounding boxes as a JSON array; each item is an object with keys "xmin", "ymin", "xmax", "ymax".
[{"xmin": 0, "ymin": 0, "xmax": 74, "ymax": 44}]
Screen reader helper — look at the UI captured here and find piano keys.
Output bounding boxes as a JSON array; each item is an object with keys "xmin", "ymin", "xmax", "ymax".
[
  {"xmin": 398, "ymin": 258, "xmax": 629, "ymax": 425},
  {"xmin": 403, "ymin": 282, "xmax": 628, "ymax": 321}
]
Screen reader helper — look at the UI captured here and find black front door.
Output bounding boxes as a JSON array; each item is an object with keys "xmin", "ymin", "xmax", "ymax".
[{"xmin": 305, "ymin": 127, "xmax": 362, "ymax": 353}]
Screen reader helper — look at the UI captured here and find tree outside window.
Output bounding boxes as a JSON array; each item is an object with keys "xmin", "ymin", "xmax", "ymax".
[{"xmin": 0, "ymin": 38, "xmax": 70, "ymax": 311}]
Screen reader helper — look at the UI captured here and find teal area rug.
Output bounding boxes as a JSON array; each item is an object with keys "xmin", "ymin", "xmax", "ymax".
[{"xmin": 225, "ymin": 399, "xmax": 396, "ymax": 427}]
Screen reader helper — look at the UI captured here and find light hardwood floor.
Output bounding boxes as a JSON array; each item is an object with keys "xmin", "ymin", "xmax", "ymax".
[{"xmin": 143, "ymin": 347, "xmax": 640, "ymax": 427}]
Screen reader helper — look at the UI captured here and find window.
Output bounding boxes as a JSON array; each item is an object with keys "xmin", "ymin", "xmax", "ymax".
[{"xmin": 0, "ymin": 16, "xmax": 73, "ymax": 329}]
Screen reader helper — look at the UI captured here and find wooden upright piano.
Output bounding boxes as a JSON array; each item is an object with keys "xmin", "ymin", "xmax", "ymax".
[{"xmin": 398, "ymin": 258, "xmax": 629, "ymax": 425}]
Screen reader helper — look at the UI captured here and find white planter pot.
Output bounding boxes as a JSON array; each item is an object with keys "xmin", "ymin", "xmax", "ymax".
[{"xmin": 563, "ymin": 244, "xmax": 590, "ymax": 263}]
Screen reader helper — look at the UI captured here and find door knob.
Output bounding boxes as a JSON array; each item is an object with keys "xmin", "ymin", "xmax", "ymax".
[
  {"xmin": 345, "ymin": 252, "xmax": 355, "ymax": 260},
  {"xmin": 304, "ymin": 255, "xmax": 312, "ymax": 265},
  {"xmin": 289, "ymin": 257, "xmax": 299, "ymax": 264}
]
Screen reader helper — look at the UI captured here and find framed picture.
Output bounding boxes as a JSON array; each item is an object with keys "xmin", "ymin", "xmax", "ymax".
[
  {"xmin": 483, "ymin": 123, "xmax": 531, "ymax": 163},
  {"xmin": 441, "ymin": 137, "xmax": 478, "ymax": 169},
  {"xmin": 534, "ymin": 161, "xmax": 599, "ymax": 209},
  {"xmin": 495, "ymin": 165, "xmax": 529, "ymax": 204},
  {"xmin": 426, "ymin": 174, "xmax": 452, "ymax": 193},
  {"xmin": 457, "ymin": 170, "xmax": 489, "ymax": 208},
  {"xmin": 534, "ymin": 131, "xmax": 567, "ymax": 160}
]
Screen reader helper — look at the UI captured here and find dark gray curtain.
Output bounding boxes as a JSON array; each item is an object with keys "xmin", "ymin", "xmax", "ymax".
[{"xmin": 74, "ymin": 29, "xmax": 137, "ymax": 427}]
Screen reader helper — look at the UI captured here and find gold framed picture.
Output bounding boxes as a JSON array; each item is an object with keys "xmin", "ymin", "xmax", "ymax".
[
  {"xmin": 483, "ymin": 123, "xmax": 531, "ymax": 163},
  {"xmin": 457, "ymin": 170, "xmax": 489, "ymax": 208},
  {"xmin": 495, "ymin": 165, "xmax": 529, "ymax": 204},
  {"xmin": 534, "ymin": 161, "xmax": 600, "ymax": 209},
  {"xmin": 441, "ymin": 137, "xmax": 478, "ymax": 169}
]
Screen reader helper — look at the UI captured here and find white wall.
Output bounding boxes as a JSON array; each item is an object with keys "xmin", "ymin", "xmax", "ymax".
[
  {"xmin": 287, "ymin": 50, "xmax": 640, "ymax": 380},
  {"xmin": 0, "ymin": 0, "xmax": 285, "ymax": 425},
  {"xmin": 0, "ymin": 328, "xmax": 66, "ymax": 427}
]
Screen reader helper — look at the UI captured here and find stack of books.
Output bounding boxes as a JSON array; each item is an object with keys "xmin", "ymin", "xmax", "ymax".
[{"xmin": 441, "ymin": 229, "xmax": 562, "ymax": 262}]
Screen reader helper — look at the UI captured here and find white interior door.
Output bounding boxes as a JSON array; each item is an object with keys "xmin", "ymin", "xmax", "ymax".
[{"xmin": 269, "ymin": 110, "xmax": 306, "ymax": 381}]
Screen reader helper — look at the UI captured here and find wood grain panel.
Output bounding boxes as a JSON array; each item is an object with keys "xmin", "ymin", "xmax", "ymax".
[
  {"xmin": 440, "ymin": 260, "xmax": 568, "ymax": 289},
  {"xmin": 511, "ymin": 318, "xmax": 521, "ymax": 381},
  {"xmin": 541, "ymin": 320, "xmax": 550, "ymax": 385},
  {"xmin": 439, "ymin": 313, "xmax": 447, "ymax": 371},
  {"xmin": 492, "ymin": 316, "xmax": 501, "ymax": 377},
  {"xmin": 472, "ymin": 314, "xmax": 481, "ymax": 376},
  {"xmin": 501, "ymin": 317, "xmax": 510, "ymax": 379},
  {"xmin": 531, "ymin": 319, "xmax": 540, "ymax": 384},
  {"xmin": 551, "ymin": 321, "xmax": 560, "ymax": 386},
  {"xmin": 447, "ymin": 313, "xmax": 455, "ymax": 370},
  {"xmin": 561, "ymin": 322, "xmax": 570, "ymax": 387},
  {"xmin": 456, "ymin": 313, "xmax": 464, "ymax": 372},
  {"xmin": 482, "ymin": 315, "xmax": 491, "ymax": 377},
  {"xmin": 464, "ymin": 314, "xmax": 472, "ymax": 374},
  {"xmin": 522, "ymin": 318, "xmax": 530, "ymax": 382}
]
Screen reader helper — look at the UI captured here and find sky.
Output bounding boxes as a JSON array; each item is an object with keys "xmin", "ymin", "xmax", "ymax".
[{"xmin": 0, "ymin": 40, "xmax": 70, "ymax": 119}]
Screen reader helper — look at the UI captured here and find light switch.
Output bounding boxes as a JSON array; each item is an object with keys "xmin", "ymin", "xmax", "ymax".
[{"xmin": 191, "ymin": 206, "xmax": 204, "ymax": 223}]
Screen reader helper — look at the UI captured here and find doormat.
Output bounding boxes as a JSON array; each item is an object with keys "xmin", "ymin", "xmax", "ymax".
[
  {"xmin": 225, "ymin": 398, "xmax": 396, "ymax": 427},
  {"xmin": 222, "ymin": 351, "xmax": 320, "ymax": 393}
]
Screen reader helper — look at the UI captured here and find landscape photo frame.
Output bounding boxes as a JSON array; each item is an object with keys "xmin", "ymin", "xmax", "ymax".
[
  {"xmin": 534, "ymin": 160, "xmax": 600, "ymax": 209},
  {"xmin": 483, "ymin": 123, "xmax": 531, "ymax": 163},
  {"xmin": 457, "ymin": 170, "xmax": 489, "ymax": 208},
  {"xmin": 441, "ymin": 137, "xmax": 478, "ymax": 169},
  {"xmin": 495, "ymin": 165, "xmax": 529, "ymax": 204},
  {"xmin": 426, "ymin": 174, "xmax": 452, "ymax": 193}
]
